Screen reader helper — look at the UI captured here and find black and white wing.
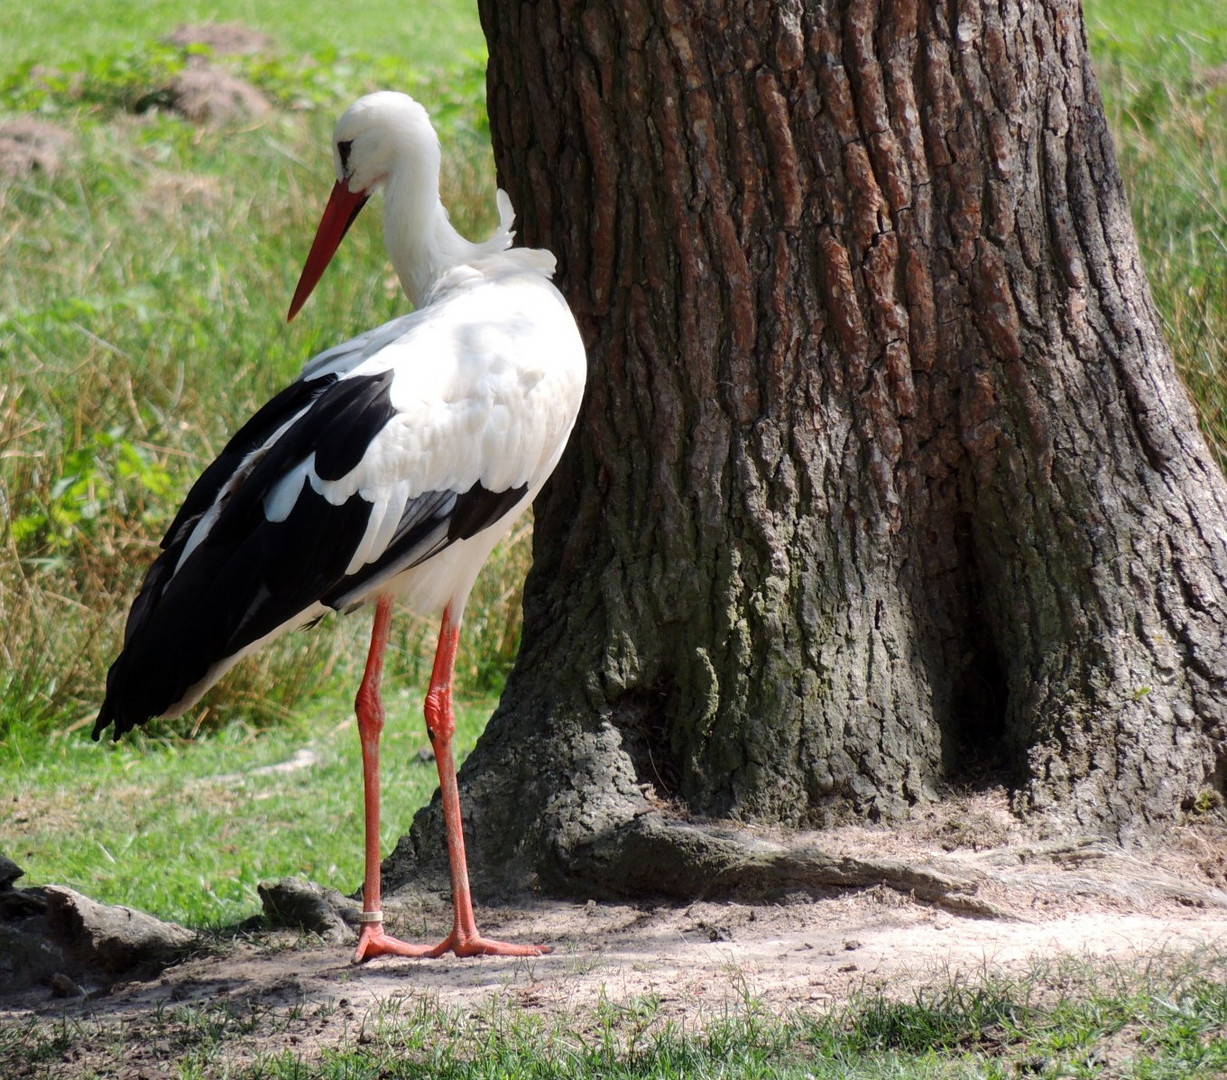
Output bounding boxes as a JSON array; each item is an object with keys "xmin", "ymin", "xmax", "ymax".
[{"xmin": 94, "ymin": 264, "xmax": 585, "ymax": 738}]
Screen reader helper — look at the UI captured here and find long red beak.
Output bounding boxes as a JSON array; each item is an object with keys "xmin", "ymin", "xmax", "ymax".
[{"xmin": 287, "ymin": 179, "xmax": 371, "ymax": 321}]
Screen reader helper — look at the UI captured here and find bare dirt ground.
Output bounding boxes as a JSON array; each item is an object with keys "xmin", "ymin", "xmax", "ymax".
[{"xmin": 4, "ymin": 791, "xmax": 1226, "ymax": 1076}]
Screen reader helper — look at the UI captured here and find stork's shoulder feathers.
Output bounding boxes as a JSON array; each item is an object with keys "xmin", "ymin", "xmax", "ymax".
[
  {"xmin": 425, "ymin": 245, "xmax": 559, "ymax": 300},
  {"xmin": 325, "ymin": 247, "xmax": 586, "ymax": 508},
  {"xmin": 299, "ymin": 311, "xmax": 420, "ymax": 382}
]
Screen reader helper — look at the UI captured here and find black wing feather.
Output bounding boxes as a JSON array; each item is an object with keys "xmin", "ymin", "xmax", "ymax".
[
  {"xmin": 95, "ymin": 367, "xmax": 525, "ymax": 740},
  {"xmin": 162, "ymin": 373, "xmax": 340, "ymax": 551},
  {"xmin": 322, "ymin": 481, "xmax": 528, "ymax": 611},
  {"xmin": 122, "ymin": 371, "xmax": 338, "ymax": 646},
  {"xmin": 98, "ymin": 483, "xmax": 373, "ymax": 736}
]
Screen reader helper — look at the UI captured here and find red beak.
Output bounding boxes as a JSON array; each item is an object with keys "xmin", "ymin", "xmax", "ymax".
[{"xmin": 287, "ymin": 179, "xmax": 371, "ymax": 321}]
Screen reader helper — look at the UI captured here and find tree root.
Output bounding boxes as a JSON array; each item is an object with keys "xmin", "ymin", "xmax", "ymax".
[
  {"xmin": 384, "ymin": 715, "xmax": 1227, "ymax": 921},
  {"xmin": 552, "ymin": 811, "xmax": 1013, "ymax": 918}
]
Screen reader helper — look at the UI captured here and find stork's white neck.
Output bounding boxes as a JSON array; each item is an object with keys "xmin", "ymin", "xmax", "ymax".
[
  {"xmin": 331, "ymin": 93, "xmax": 516, "ymax": 310},
  {"xmin": 381, "ymin": 157, "xmax": 513, "ymax": 310}
]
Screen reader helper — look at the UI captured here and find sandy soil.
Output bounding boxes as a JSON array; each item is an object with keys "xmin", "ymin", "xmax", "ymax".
[{"xmin": 4, "ymin": 792, "xmax": 1226, "ymax": 1075}]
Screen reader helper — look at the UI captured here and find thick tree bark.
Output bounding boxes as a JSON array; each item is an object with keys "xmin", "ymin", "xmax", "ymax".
[{"xmin": 386, "ymin": 0, "xmax": 1227, "ymax": 901}]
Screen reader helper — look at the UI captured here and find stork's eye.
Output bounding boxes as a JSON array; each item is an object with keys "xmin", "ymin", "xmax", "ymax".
[{"xmin": 338, "ymin": 139, "xmax": 354, "ymax": 175}]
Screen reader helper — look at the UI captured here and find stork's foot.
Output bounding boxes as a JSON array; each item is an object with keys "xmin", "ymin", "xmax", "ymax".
[
  {"xmin": 351, "ymin": 917, "xmax": 551, "ymax": 962},
  {"xmin": 424, "ymin": 930, "xmax": 552, "ymax": 959},
  {"xmin": 352, "ymin": 920, "xmax": 437, "ymax": 963}
]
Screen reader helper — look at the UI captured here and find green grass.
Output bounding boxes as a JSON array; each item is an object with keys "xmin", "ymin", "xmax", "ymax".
[
  {"xmin": 0, "ymin": 2, "xmax": 510, "ymax": 741},
  {"xmin": 1, "ymin": 687, "xmax": 496, "ymax": 927},
  {"xmin": 2, "ymin": 952, "xmax": 1225, "ymax": 1078},
  {"xmin": 0, "ymin": 0, "xmax": 485, "ymax": 71},
  {"xmin": 1084, "ymin": 0, "xmax": 1227, "ymax": 470},
  {"xmin": 1083, "ymin": 0, "xmax": 1227, "ymax": 61}
]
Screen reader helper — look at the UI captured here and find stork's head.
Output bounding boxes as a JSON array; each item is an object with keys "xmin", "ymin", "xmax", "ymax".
[
  {"xmin": 330, "ymin": 91, "xmax": 438, "ymax": 197},
  {"xmin": 288, "ymin": 91, "xmax": 440, "ymax": 321}
]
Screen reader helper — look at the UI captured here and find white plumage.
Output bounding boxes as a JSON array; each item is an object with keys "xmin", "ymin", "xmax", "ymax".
[{"xmin": 96, "ymin": 91, "xmax": 586, "ymax": 961}]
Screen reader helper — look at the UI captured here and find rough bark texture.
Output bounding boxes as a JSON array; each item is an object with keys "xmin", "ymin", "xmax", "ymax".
[{"xmin": 386, "ymin": 0, "xmax": 1227, "ymax": 901}]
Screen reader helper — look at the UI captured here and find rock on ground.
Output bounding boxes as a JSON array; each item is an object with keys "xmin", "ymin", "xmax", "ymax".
[{"xmin": 0, "ymin": 859, "xmax": 196, "ymax": 997}]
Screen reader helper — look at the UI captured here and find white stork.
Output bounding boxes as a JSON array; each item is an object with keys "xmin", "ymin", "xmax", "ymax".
[{"xmin": 94, "ymin": 91, "xmax": 587, "ymax": 961}]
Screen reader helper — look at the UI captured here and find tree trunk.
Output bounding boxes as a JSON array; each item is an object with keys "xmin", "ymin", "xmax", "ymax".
[{"xmin": 386, "ymin": 0, "xmax": 1227, "ymax": 901}]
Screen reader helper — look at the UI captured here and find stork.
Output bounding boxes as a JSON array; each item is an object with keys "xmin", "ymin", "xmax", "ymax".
[{"xmin": 94, "ymin": 91, "xmax": 586, "ymax": 961}]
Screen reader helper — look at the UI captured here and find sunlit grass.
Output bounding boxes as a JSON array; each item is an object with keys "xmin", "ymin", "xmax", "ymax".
[
  {"xmin": 0, "ymin": 0, "xmax": 486, "ymax": 72},
  {"xmin": 0, "ymin": 29, "xmax": 508, "ymax": 742},
  {"xmin": 1, "ymin": 686, "xmax": 497, "ymax": 927},
  {"xmin": 1085, "ymin": 0, "xmax": 1227, "ymax": 469}
]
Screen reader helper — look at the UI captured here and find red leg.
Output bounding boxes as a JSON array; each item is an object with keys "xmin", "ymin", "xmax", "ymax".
[
  {"xmin": 351, "ymin": 597, "xmax": 434, "ymax": 962},
  {"xmin": 416, "ymin": 604, "xmax": 551, "ymax": 958},
  {"xmin": 350, "ymin": 599, "xmax": 549, "ymax": 962}
]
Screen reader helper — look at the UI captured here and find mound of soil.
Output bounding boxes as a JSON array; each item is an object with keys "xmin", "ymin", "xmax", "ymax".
[
  {"xmin": 164, "ymin": 23, "xmax": 276, "ymax": 56},
  {"xmin": 0, "ymin": 118, "xmax": 74, "ymax": 180},
  {"xmin": 140, "ymin": 22, "xmax": 275, "ymax": 124}
]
